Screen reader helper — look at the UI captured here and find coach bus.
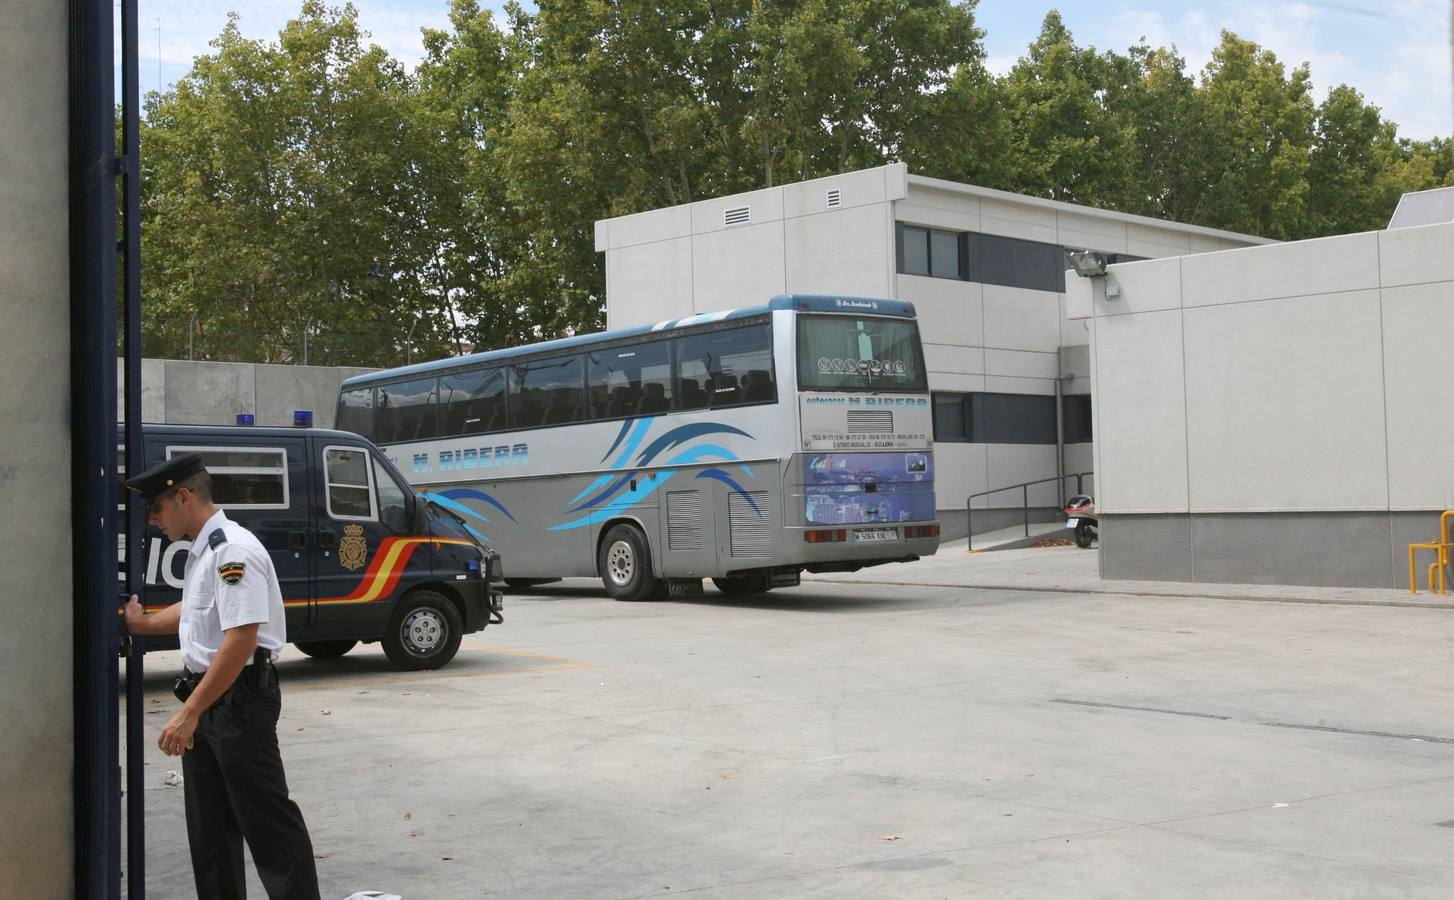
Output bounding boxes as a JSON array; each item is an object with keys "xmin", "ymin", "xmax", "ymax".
[{"xmin": 336, "ymin": 294, "xmax": 939, "ymax": 601}]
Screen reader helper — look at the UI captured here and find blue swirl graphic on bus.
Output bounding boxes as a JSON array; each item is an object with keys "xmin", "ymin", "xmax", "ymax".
[
  {"xmin": 631, "ymin": 422, "xmax": 751, "ymax": 468},
  {"xmin": 431, "ymin": 488, "xmax": 518, "ymax": 524},
  {"xmin": 572, "ymin": 418, "xmax": 655, "ymax": 504},
  {"xmin": 694, "ymin": 468, "xmax": 763, "ymax": 517},
  {"xmin": 549, "ymin": 419, "xmax": 758, "ymax": 531}
]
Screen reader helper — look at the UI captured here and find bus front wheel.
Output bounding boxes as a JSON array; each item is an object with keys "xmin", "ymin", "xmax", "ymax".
[
  {"xmin": 382, "ymin": 590, "xmax": 463, "ymax": 670},
  {"xmin": 599, "ymin": 524, "xmax": 659, "ymax": 602}
]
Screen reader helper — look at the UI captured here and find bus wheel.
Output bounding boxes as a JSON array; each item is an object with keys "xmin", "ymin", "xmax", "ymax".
[
  {"xmin": 294, "ymin": 640, "xmax": 357, "ymax": 659},
  {"xmin": 383, "ymin": 590, "xmax": 463, "ymax": 670},
  {"xmin": 711, "ymin": 576, "xmax": 769, "ymax": 596},
  {"xmin": 599, "ymin": 524, "xmax": 659, "ymax": 602}
]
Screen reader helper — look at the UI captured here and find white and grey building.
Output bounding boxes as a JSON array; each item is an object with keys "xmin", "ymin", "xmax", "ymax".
[{"xmin": 594, "ymin": 163, "xmax": 1270, "ymax": 537}]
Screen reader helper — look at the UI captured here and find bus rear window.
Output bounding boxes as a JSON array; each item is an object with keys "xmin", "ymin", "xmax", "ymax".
[{"xmin": 796, "ymin": 315, "xmax": 927, "ymax": 392}]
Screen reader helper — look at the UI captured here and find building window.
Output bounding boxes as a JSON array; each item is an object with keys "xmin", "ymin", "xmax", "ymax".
[
  {"xmin": 900, "ymin": 224, "xmax": 1131, "ymax": 293},
  {"xmin": 931, "ymin": 392, "xmax": 1058, "ymax": 445},
  {"xmin": 971, "ymin": 392, "xmax": 1057, "ymax": 444},
  {"xmin": 1062, "ymin": 394, "xmax": 1092, "ymax": 443},
  {"xmin": 897, "ymin": 223, "xmax": 963, "ymax": 279},
  {"xmin": 932, "ymin": 392, "xmax": 969, "ymax": 442},
  {"xmin": 968, "ymin": 233, "xmax": 1068, "ymax": 293}
]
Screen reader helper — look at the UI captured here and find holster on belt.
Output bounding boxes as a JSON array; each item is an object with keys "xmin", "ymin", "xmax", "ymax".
[{"xmin": 174, "ymin": 648, "xmax": 274, "ymax": 704}]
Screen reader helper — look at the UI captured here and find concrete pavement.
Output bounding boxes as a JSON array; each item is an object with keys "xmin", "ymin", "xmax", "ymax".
[
  {"xmin": 124, "ymin": 551, "xmax": 1454, "ymax": 898},
  {"xmin": 810, "ymin": 542, "xmax": 1454, "ymax": 610}
]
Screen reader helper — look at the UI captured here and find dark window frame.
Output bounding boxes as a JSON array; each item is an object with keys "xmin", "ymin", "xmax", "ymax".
[{"xmin": 1062, "ymin": 393, "xmax": 1093, "ymax": 444}]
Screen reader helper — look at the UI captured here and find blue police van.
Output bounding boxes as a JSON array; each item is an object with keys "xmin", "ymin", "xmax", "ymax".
[{"xmin": 121, "ymin": 424, "xmax": 504, "ymax": 670}]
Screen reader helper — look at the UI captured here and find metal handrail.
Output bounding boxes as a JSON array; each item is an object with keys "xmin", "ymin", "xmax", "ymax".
[{"xmin": 966, "ymin": 471, "xmax": 1094, "ymax": 551}]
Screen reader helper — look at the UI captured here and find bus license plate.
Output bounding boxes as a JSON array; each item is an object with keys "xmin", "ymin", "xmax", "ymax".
[{"xmin": 853, "ymin": 528, "xmax": 898, "ymax": 543}]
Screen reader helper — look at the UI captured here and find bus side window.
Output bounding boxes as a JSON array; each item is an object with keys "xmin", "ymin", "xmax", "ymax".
[
  {"xmin": 675, "ymin": 323, "xmax": 773, "ymax": 410},
  {"xmin": 513, "ymin": 355, "xmax": 583, "ymax": 430},
  {"xmin": 442, "ymin": 368, "xmax": 504, "ymax": 436},
  {"xmin": 589, "ymin": 343, "xmax": 669, "ymax": 420}
]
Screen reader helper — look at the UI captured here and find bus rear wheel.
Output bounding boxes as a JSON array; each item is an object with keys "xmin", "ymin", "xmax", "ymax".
[
  {"xmin": 294, "ymin": 639, "xmax": 357, "ymax": 659},
  {"xmin": 382, "ymin": 590, "xmax": 463, "ymax": 670},
  {"xmin": 711, "ymin": 576, "xmax": 769, "ymax": 596},
  {"xmin": 599, "ymin": 524, "xmax": 659, "ymax": 602}
]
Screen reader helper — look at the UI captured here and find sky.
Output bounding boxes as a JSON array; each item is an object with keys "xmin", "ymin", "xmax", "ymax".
[{"xmin": 124, "ymin": 0, "xmax": 1451, "ymax": 141}]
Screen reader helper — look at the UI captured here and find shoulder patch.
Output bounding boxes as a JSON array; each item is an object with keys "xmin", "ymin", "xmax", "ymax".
[
  {"xmin": 217, "ymin": 561, "xmax": 246, "ymax": 585},
  {"xmin": 207, "ymin": 528, "xmax": 227, "ymax": 550}
]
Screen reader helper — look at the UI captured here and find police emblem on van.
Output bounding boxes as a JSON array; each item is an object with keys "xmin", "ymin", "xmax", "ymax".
[
  {"xmin": 339, "ymin": 524, "xmax": 368, "ymax": 571},
  {"xmin": 218, "ymin": 561, "xmax": 246, "ymax": 585}
]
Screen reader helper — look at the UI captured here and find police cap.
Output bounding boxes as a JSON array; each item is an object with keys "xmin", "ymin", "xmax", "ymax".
[{"xmin": 125, "ymin": 453, "xmax": 207, "ymax": 501}]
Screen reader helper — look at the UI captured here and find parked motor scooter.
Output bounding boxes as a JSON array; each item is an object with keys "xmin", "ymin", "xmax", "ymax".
[{"xmin": 1064, "ymin": 495, "xmax": 1098, "ymax": 548}]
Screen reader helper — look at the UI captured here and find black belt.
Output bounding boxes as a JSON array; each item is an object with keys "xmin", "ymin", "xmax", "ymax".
[{"xmin": 175, "ymin": 647, "xmax": 275, "ymax": 704}]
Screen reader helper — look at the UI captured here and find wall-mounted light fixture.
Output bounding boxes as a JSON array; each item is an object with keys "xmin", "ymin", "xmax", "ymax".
[{"xmin": 1067, "ymin": 250, "xmax": 1120, "ymax": 299}]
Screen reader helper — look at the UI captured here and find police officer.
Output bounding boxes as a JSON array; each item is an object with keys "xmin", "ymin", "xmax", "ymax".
[{"xmin": 123, "ymin": 453, "xmax": 320, "ymax": 900}]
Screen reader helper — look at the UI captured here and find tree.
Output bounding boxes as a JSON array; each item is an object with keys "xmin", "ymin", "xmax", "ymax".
[
  {"xmin": 998, "ymin": 12, "xmax": 1140, "ymax": 208},
  {"xmin": 474, "ymin": 0, "xmax": 986, "ymax": 337},
  {"xmin": 140, "ymin": 3, "xmax": 451, "ymax": 365},
  {"xmin": 1192, "ymin": 31, "xmax": 1316, "ymax": 239}
]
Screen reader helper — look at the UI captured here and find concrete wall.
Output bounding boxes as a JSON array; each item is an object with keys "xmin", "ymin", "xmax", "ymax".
[
  {"xmin": 118, "ymin": 359, "xmax": 378, "ymax": 428},
  {"xmin": 598, "ymin": 164, "xmax": 1267, "ymax": 523},
  {"xmin": 0, "ymin": 0, "xmax": 73, "ymax": 892},
  {"xmin": 1070, "ymin": 221, "xmax": 1454, "ymax": 587}
]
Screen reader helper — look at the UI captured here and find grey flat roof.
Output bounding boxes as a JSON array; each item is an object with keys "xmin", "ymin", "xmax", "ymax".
[{"xmin": 906, "ymin": 173, "xmax": 1278, "ymax": 245}]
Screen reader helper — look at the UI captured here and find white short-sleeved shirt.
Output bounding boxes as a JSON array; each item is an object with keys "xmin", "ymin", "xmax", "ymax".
[{"xmin": 178, "ymin": 510, "xmax": 287, "ymax": 673}]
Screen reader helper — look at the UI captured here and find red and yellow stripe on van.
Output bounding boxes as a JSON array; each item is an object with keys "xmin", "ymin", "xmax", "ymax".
[{"xmin": 314, "ymin": 536, "xmax": 474, "ymax": 606}]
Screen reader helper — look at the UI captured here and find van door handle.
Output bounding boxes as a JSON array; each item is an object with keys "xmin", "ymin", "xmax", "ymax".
[
  {"xmin": 289, "ymin": 531, "xmax": 306, "ymax": 555},
  {"xmin": 319, "ymin": 531, "xmax": 337, "ymax": 550}
]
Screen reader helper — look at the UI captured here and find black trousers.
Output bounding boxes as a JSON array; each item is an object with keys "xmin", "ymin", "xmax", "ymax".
[{"xmin": 182, "ymin": 674, "xmax": 320, "ymax": 899}]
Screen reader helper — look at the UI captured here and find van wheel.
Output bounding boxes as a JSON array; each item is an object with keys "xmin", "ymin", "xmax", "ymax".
[
  {"xmin": 383, "ymin": 591, "xmax": 463, "ymax": 670},
  {"xmin": 294, "ymin": 640, "xmax": 357, "ymax": 659},
  {"xmin": 598, "ymin": 524, "xmax": 658, "ymax": 602},
  {"xmin": 711, "ymin": 576, "xmax": 769, "ymax": 596}
]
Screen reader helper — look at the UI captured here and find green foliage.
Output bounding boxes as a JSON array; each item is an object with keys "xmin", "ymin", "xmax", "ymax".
[{"xmin": 137, "ymin": 1, "xmax": 1449, "ymax": 367}]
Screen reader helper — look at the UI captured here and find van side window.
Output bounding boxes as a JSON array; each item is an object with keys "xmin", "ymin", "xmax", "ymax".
[
  {"xmin": 372, "ymin": 456, "xmax": 410, "ymax": 532},
  {"xmin": 324, "ymin": 447, "xmax": 375, "ymax": 520},
  {"xmin": 166, "ymin": 447, "xmax": 288, "ymax": 508}
]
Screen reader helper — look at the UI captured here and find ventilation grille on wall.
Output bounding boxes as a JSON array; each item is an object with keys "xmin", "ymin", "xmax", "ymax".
[
  {"xmin": 847, "ymin": 410, "xmax": 894, "ymax": 434},
  {"xmin": 826, "ymin": 188, "xmax": 842, "ymax": 208},
  {"xmin": 666, "ymin": 491, "xmax": 704, "ymax": 551},
  {"xmin": 729, "ymin": 491, "xmax": 773, "ymax": 557},
  {"xmin": 723, "ymin": 205, "xmax": 751, "ymax": 226}
]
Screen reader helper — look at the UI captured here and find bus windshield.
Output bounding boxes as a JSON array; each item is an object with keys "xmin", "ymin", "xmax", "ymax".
[{"xmin": 796, "ymin": 314, "xmax": 928, "ymax": 392}]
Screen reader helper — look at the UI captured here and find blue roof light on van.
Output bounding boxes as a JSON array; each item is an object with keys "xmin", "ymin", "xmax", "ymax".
[
  {"xmin": 293, "ymin": 410, "xmax": 314, "ymax": 428},
  {"xmin": 236, "ymin": 414, "xmax": 255, "ymax": 426}
]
